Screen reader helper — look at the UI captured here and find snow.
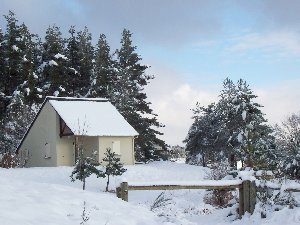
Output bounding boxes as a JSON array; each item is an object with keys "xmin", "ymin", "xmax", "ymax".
[
  {"xmin": 242, "ymin": 111, "xmax": 247, "ymax": 121},
  {"xmin": 59, "ymin": 86, "xmax": 65, "ymax": 92},
  {"xmin": 49, "ymin": 60, "xmax": 58, "ymax": 66},
  {"xmin": 0, "ymin": 161, "xmax": 299, "ymax": 225},
  {"xmin": 48, "ymin": 97, "xmax": 138, "ymax": 136},
  {"xmin": 36, "ymin": 88, "xmax": 43, "ymax": 92},
  {"xmin": 25, "ymin": 87, "xmax": 30, "ymax": 95},
  {"xmin": 23, "ymin": 55, "xmax": 28, "ymax": 62},
  {"xmin": 12, "ymin": 45, "xmax": 19, "ymax": 51},
  {"xmin": 54, "ymin": 53, "xmax": 68, "ymax": 60},
  {"xmin": 70, "ymin": 67, "xmax": 78, "ymax": 74},
  {"xmin": 53, "ymin": 90, "xmax": 59, "ymax": 96},
  {"xmin": 237, "ymin": 131, "xmax": 243, "ymax": 143}
]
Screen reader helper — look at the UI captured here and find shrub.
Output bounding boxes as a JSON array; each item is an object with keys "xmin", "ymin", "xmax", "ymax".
[{"xmin": 0, "ymin": 152, "xmax": 19, "ymax": 168}]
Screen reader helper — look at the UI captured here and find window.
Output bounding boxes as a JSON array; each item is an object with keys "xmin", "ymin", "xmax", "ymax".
[
  {"xmin": 112, "ymin": 141, "xmax": 121, "ymax": 155},
  {"xmin": 45, "ymin": 143, "xmax": 51, "ymax": 159}
]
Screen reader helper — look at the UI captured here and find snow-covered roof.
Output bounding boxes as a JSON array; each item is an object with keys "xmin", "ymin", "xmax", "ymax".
[{"xmin": 48, "ymin": 97, "xmax": 138, "ymax": 136}]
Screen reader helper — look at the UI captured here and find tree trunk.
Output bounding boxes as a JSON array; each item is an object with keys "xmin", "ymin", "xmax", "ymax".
[
  {"xmin": 83, "ymin": 178, "xmax": 86, "ymax": 190},
  {"xmin": 202, "ymin": 154, "xmax": 206, "ymax": 167},
  {"xmin": 106, "ymin": 175, "xmax": 110, "ymax": 192}
]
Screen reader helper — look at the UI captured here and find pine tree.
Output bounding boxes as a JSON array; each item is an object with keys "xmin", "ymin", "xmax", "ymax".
[
  {"xmin": 90, "ymin": 33, "xmax": 114, "ymax": 98},
  {"xmin": 185, "ymin": 78, "xmax": 274, "ymax": 169},
  {"xmin": 184, "ymin": 103, "xmax": 227, "ymax": 166},
  {"xmin": 216, "ymin": 78, "xmax": 272, "ymax": 168},
  {"xmin": 70, "ymin": 147, "xmax": 104, "ymax": 190},
  {"xmin": 39, "ymin": 25, "xmax": 67, "ymax": 97},
  {"xmin": 65, "ymin": 26, "xmax": 94, "ymax": 97},
  {"xmin": 65, "ymin": 26, "xmax": 81, "ymax": 96},
  {"xmin": 112, "ymin": 29, "xmax": 166, "ymax": 161},
  {"xmin": 274, "ymin": 113, "xmax": 300, "ymax": 179},
  {"xmin": 102, "ymin": 148, "xmax": 126, "ymax": 192},
  {"xmin": 0, "ymin": 27, "xmax": 6, "ymax": 118},
  {"xmin": 76, "ymin": 27, "xmax": 93, "ymax": 97},
  {"xmin": 1, "ymin": 11, "xmax": 24, "ymax": 113},
  {"xmin": 18, "ymin": 23, "xmax": 43, "ymax": 106},
  {"xmin": 0, "ymin": 12, "xmax": 39, "ymax": 154}
]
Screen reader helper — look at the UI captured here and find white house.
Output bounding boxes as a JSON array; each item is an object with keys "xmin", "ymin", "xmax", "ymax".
[{"xmin": 17, "ymin": 97, "xmax": 138, "ymax": 167}]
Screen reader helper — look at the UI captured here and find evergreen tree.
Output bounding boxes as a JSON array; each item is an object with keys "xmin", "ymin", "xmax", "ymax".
[
  {"xmin": 90, "ymin": 33, "xmax": 114, "ymax": 98},
  {"xmin": 102, "ymin": 148, "xmax": 126, "ymax": 192},
  {"xmin": 1, "ymin": 11, "xmax": 24, "ymax": 113},
  {"xmin": 76, "ymin": 27, "xmax": 93, "ymax": 97},
  {"xmin": 39, "ymin": 25, "xmax": 67, "ymax": 97},
  {"xmin": 0, "ymin": 27, "xmax": 6, "ymax": 118},
  {"xmin": 70, "ymin": 147, "xmax": 104, "ymax": 190},
  {"xmin": 18, "ymin": 23, "xmax": 43, "ymax": 106},
  {"xmin": 113, "ymin": 29, "xmax": 166, "ymax": 161},
  {"xmin": 185, "ymin": 78, "xmax": 274, "ymax": 169},
  {"xmin": 65, "ymin": 26, "xmax": 81, "ymax": 96},
  {"xmin": 274, "ymin": 113, "xmax": 300, "ymax": 179},
  {"xmin": 0, "ymin": 12, "xmax": 40, "ymax": 154},
  {"xmin": 184, "ymin": 103, "xmax": 227, "ymax": 166},
  {"xmin": 65, "ymin": 26, "xmax": 93, "ymax": 97},
  {"xmin": 0, "ymin": 91, "xmax": 36, "ymax": 154}
]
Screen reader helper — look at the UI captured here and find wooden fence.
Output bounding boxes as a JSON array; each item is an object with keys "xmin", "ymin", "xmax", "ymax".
[
  {"xmin": 116, "ymin": 180, "xmax": 300, "ymax": 218},
  {"xmin": 116, "ymin": 180, "xmax": 256, "ymax": 217}
]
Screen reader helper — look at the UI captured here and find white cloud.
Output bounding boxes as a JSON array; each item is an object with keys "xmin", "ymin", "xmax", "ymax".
[
  {"xmin": 145, "ymin": 65, "xmax": 218, "ymax": 146},
  {"xmin": 255, "ymin": 79, "xmax": 300, "ymax": 125},
  {"xmin": 227, "ymin": 31, "xmax": 300, "ymax": 56}
]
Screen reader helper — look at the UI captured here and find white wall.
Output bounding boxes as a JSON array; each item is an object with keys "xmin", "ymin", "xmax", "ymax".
[
  {"xmin": 98, "ymin": 136, "xmax": 135, "ymax": 165},
  {"xmin": 19, "ymin": 102, "xmax": 57, "ymax": 167}
]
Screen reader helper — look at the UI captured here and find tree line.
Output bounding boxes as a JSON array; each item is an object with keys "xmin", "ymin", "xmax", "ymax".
[
  {"xmin": 184, "ymin": 78, "xmax": 300, "ymax": 179},
  {"xmin": 0, "ymin": 11, "xmax": 166, "ymax": 161}
]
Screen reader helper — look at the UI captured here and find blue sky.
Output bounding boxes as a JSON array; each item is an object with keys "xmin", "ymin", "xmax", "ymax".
[{"xmin": 1, "ymin": 0, "xmax": 300, "ymax": 145}]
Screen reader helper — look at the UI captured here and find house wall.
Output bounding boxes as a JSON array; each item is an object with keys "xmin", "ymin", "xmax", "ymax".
[
  {"xmin": 81, "ymin": 136, "xmax": 99, "ymax": 160},
  {"xmin": 20, "ymin": 102, "xmax": 58, "ymax": 167},
  {"xmin": 98, "ymin": 136, "xmax": 135, "ymax": 165}
]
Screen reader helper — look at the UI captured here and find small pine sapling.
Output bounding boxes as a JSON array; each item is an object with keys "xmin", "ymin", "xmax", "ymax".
[
  {"xmin": 102, "ymin": 148, "xmax": 127, "ymax": 192},
  {"xmin": 70, "ymin": 150, "xmax": 104, "ymax": 190}
]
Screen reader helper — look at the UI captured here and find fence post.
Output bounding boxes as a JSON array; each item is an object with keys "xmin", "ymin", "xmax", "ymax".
[
  {"xmin": 243, "ymin": 180, "xmax": 250, "ymax": 214},
  {"xmin": 239, "ymin": 185, "xmax": 244, "ymax": 218},
  {"xmin": 120, "ymin": 182, "xmax": 128, "ymax": 202},
  {"xmin": 249, "ymin": 181, "xmax": 256, "ymax": 213},
  {"xmin": 241, "ymin": 180, "xmax": 256, "ymax": 216},
  {"xmin": 116, "ymin": 187, "xmax": 121, "ymax": 199}
]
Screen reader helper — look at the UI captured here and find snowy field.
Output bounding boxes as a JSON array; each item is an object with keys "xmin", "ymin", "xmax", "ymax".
[{"xmin": 1, "ymin": 161, "xmax": 300, "ymax": 225}]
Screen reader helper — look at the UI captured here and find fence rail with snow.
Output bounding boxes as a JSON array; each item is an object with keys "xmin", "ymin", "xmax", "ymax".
[
  {"xmin": 116, "ymin": 180, "xmax": 256, "ymax": 218},
  {"xmin": 116, "ymin": 179, "xmax": 300, "ymax": 218}
]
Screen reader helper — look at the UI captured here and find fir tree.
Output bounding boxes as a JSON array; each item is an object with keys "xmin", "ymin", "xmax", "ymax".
[
  {"xmin": 39, "ymin": 25, "xmax": 67, "ymax": 97},
  {"xmin": 65, "ymin": 26, "xmax": 81, "ymax": 96},
  {"xmin": 102, "ymin": 148, "xmax": 126, "ymax": 192},
  {"xmin": 113, "ymin": 29, "xmax": 166, "ymax": 161},
  {"xmin": 274, "ymin": 113, "xmax": 300, "ymax": 179},
  {"xmin": 2, "ymin": 11, "xmax": 24, "ymax": 112},
  {"xmin": 184, "ymin": 103, "xmax": 227, "ymax": 166},
  {"xmin": 70, "ymin": 147, "xmax": 104, "ymax": 190},
  {"xmin": 90, "ymin": 33, "xmax": 114, "ymax": 98},
  {"xmin": 0, "ymin": 27, "xmax": 6, "ymax": 118},
  {"xmin": 185, "ymin": 78, "xmax": 274, "ymax": 169},
  {"xmin": 76, "ymin": 27, "xmax": 94, "ymax": 97}
]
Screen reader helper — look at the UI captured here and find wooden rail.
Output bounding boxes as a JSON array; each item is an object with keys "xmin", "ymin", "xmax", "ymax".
[{"xmin": 116, "ymin": 180, "xmax": 256, "ymax": 218}]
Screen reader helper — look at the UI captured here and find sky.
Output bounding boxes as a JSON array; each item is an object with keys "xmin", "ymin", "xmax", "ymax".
[{"xmin": 1, "ymin": 0, "xmax": 300, "ymax": 146}]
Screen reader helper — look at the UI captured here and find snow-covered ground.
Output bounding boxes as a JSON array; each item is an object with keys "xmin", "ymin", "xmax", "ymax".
[{"xmin": 0, "ymin": 161, "xmax": 300, "ymax": 225}]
